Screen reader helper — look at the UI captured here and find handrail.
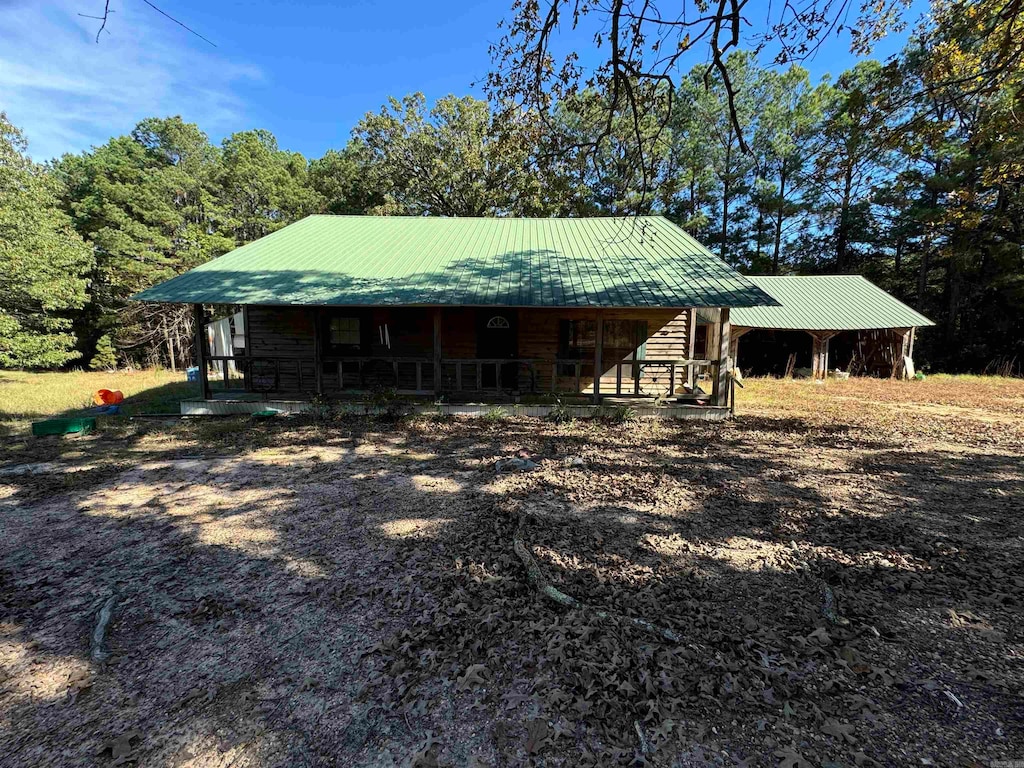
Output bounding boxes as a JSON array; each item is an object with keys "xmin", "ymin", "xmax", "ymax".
[{"xmin": 199, "ymin": 354, "xmax": 721, "ymax": 399}]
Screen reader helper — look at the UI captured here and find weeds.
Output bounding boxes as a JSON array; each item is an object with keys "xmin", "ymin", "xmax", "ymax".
[
  {"xmin": 366, "ymin": 387, "xmax": 409, "ymax": 422},
  {"xmin": 481, "ymin": 405, "xmax": 508, "ymax": 424},
  {"xmin": 594, "ymin": 404, "xmax": 637, "ymax": 424},
  {"xmin": 545, "ymin": 400, "xmax": 576, "ymax": 425},
  {"xmin": 309, "ymin": 393, "xmax": 337, "ymax": 423},
  {"xmin": 427, "ymin": 405, "xmax": 454, "ymax": 424}
]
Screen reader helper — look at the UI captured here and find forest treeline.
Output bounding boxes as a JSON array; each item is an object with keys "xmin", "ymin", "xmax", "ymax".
[{"xmin": 0, "ymin": 2, "xmax": 1020, "ymax": 373}]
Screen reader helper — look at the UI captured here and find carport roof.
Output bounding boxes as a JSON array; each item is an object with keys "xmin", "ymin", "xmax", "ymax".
[{"xmin": 730, "ymin": 275, "xmax": 934, "ymax": 331}]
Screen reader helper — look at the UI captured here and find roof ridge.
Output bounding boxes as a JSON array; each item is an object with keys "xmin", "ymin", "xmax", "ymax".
[
  {"xmin": 750, "ymin": 274, "xmax": 866, "ymax": 279},
  {"xmin": 305, "ymin": 214, "xmax": 667, "ymax": 221}
]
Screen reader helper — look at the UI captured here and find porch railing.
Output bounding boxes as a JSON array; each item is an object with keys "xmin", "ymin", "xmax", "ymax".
[{"xmin": 201, "ymin": 354, "xmax": 720, "ymax": 400}]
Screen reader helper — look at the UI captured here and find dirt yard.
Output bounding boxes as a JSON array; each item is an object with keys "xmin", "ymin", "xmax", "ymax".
[{"xmin": 1, "ymin": 376, "xmax": 1022, "ymax": 767}]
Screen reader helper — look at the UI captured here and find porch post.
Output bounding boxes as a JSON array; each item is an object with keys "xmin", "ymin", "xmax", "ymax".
[
  {"xmin": 592, "ymin": 311, "xmax": 603, "ymax": 404},
  {"xmin": 312, "ymin": 307, "xmax": 323, "ymax": 395},
  {"xmin": 433, "ymin": 308, "xmax": 443, "ymax": 397},
  {"xmin": 686, "ymin": 308, "xmax": 697, "ymax": 390},
  {"xmin": 241, "ymin": 304, "xmax": 252, "ymax": 391},
  {"xmin": 192, "ymin": 302, "xmax": 211, "ymax": 400},
  {"xmin": 712, "ymin": 307, "xmax": 730, "ymax": 406}
]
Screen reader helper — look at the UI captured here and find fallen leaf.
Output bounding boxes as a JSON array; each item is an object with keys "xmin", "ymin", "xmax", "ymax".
[
  {"xmin": 526, "ymin": 718, "xmax": 550, "ymax": 754},
  {"xmin": 822, "ymin": 718, "xmax": 857, "ymax": 744},
  {"xmin": 457, "ymin": 664, "xmax": 489, "ymax": 690},
  {"xmin": 775, "ymin": 746, "xmax": 812, "ymax": 768}
]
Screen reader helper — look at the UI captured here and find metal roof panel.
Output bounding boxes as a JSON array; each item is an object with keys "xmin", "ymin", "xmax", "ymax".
[
  {"xmin": 133, "ymin": 215, "xmax": 778, "ymax": 309},
  {"xmin": 731, "ymin": 275, "xmax": 934, "ymax": 330}
]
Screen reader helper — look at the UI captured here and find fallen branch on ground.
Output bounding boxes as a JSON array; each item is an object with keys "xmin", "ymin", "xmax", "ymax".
[
  {"xmin": 510, "ymin": 509, "xmax": 681, "ymax": 644},
  {"xmin": 91, "ymin": 596, "xmax": 116, "ymax": 664},
  {"xmin": 819, "ymin": 581, "xmax": 850, "ymax": 627},
  {"xmin": 790, "ymin": 540, "xmax": 850, "ymax": 627}
]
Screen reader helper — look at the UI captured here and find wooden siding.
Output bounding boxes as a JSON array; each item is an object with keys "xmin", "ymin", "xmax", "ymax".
[
  {"xmin": 246, "ymin": 306, "xmax": 317, "ymax": 393},
  {"xmin": 244, "ymin": 305, "xmax": 697, "ymax": 396}
]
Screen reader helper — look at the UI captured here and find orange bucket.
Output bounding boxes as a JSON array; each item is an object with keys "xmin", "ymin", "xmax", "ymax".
[{"xmin": 92, "ymin": 389, "xmax": 124, "ymax": 405}]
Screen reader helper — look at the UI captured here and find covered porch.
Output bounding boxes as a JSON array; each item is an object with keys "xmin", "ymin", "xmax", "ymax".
[{"xmin": 190, "ymin": 303, "xmax": 735, "ymax": 408}]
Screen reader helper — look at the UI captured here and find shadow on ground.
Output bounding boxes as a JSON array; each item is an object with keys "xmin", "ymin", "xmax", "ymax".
[{"xmin": 0, "ymin": 406, "xmax": 1021, "ymax": 766}]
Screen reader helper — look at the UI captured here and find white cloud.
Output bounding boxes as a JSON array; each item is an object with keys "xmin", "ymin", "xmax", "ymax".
[{"xmin": 0, "ymin": 0, "xmax": 261, "ymax": 160}]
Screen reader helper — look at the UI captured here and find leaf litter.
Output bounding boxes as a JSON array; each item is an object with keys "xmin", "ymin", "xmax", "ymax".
[{"xmin": 0, "ymin": 378, "xmax": 1021, "ymax": 765}]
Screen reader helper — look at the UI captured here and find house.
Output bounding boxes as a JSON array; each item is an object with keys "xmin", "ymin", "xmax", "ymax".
[
  {"xmin": 134, "ymin": 215, "xmax": 778, "ymax": 416},
  {"xmin": 727, "ymin": 275, "xmax": 934, "ymax": 378}
]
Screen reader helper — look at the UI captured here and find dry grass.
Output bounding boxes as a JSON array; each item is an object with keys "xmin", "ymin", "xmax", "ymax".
[
  {"xmin": 0, "ymin": 369, "xmax": 193, "ymax": 437},
  {"xmin": 0, "ymin": 374, "xmax": 1022, "ymax": 766}
]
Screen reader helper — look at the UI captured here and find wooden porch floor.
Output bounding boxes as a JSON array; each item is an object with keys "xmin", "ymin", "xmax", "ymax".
[{"xmin": 179, "ymin": 395, "xmax": 730, "ymax": 420}]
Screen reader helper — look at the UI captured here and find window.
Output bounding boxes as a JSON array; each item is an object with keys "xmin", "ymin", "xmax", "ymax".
[
  {"xmin": 557, "ymin": 319, "xmax": 596, "ymax": 375},
  {"xmin": 329, "ymin": 317, "xmax": 360, "ymax": 346},
  {"xmin": 486, "ymin": 315, "xmax": 511, "ymax": 329},
  {"xmin": 694, "ymin": 324, "xmax": 709, "ymax": 359},
  {"xmin": 603, "ymin": 320, "xmax": 647, "ymax": 357}
]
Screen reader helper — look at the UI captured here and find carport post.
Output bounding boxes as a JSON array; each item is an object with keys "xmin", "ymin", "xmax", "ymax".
[
  {"xmin": 809, "ymin": 330, "xmax": 840, "ymax": 379},
  {"xmin": 730, "ymin": 326, "xmax": 751, "ymax": 372}
]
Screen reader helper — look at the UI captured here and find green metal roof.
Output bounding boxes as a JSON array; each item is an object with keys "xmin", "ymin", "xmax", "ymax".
[
  {"xmin": 133, "ymin": 215, "xmax": 777, "ymax": 309},
  {"xmin": 731, "ymin": 275, "xmax": 934, "ymax": 331}
]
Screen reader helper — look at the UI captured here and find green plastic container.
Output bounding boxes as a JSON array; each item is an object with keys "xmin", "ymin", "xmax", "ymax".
[{"xmin": 31, "ymin": 417, "xmax": 96, "ymax": 436}]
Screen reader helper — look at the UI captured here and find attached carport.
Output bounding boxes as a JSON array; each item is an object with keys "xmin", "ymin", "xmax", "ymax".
[{"xmin": 729, "ymin": 276, "xmax": 935, "ymax": 379}]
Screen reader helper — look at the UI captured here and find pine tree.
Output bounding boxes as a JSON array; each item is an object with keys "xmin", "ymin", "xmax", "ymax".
[
  {"xmin": 0, "ymin": 113, "xmax": 93, "ymax": 369},
  {"xmin": 89, "ymin": 334, "xmax": 117, "ymax": 370}
]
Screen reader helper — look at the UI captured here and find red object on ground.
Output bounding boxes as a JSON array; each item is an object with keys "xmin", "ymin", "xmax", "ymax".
[{"xmin": 93, "ymin": 389, "xmax": 124, "ymax": 405}]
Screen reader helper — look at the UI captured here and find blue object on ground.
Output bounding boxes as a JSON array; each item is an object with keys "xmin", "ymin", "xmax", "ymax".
[
  {"xmin": 186, "ymin": 366, "xmax": 200, "ymax": 382},
  {"xmin": 87, "ymin": 404, "xmax": 122, "ymax": 415}
]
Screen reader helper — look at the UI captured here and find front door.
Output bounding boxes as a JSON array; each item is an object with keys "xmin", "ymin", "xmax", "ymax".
[{"xmin": 476, "ymin": 311, "xmax": 518, "ymax": 389}]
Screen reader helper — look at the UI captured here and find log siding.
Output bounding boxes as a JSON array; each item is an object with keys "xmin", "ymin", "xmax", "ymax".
[{"xmin": 243, "ymin": 305, "xmax": 706, "ymax": 398}]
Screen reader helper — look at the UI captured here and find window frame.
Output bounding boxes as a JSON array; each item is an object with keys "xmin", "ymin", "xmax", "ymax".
[
  {"xmin": 557, "ymin": 319, "xmax": 596, "ymax": 376},
  {"xmin": 322, "ymin": 313, "xmax": 366, "ymax": 357}
]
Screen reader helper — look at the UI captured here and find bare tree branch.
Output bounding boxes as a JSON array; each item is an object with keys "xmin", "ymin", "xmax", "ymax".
[
  {"xmin": 88, "ymin": 0, "xmax": 216, "ymax": 47},
  {"xmin": 81, "ymin": 0, "xmax": 112, "ymax": 43},
  {"xmin": 486, "ymin": 0, "xmax": 1024, "ymax": 211}
]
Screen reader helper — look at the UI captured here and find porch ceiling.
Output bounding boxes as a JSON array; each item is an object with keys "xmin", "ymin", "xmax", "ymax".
[{"xmin": 133, "ymin": 215, "xmax": 778, "ymax": 310}]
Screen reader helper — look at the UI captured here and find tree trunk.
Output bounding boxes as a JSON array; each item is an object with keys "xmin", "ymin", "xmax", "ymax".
[
  {"xmin": 721, "ymin": 141, "xmax": 732, "ymax": 263},
  {"xmin": 772, "ymin": 163, "xmax": 788, "ymax": 274},
  {"xmin": 836, "ymin": 163, "xmax": 854, "ymax": 271},
  {"xmin": 945, "ymin": 253, "xmax": 961, "ymax": 347},
  {"xmin": 894, "ymin": 237, "xmax": 903, "ymax": 281},
  {"xmin": 162, "ymin": 315, "xmax": 175, "ymax": 372}
]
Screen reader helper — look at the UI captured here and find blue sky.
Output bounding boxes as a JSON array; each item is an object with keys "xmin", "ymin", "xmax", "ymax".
[{"xmin": 0, "ymin": 0, "xmax": 928, "ymax": 162}]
